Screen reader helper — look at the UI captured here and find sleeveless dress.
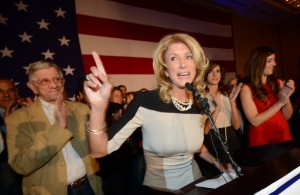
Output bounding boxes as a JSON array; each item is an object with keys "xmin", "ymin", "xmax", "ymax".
[
  {"xmin": 204, "ymin": 94, "xmax": 240, "ymax": 163},
  {"xmin": 247, "ymin": 84, "xmax": 292, "ymax": 147}
]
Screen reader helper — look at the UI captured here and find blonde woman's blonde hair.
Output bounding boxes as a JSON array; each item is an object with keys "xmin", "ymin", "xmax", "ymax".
[{"xmin": 153, "ymin": 33, "xmax": 208, "ymax": 103}]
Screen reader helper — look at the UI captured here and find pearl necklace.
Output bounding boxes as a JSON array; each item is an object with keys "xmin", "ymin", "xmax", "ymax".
[{"xmin": 171, "ymin": 97, "xmax": 192, "ymax": 111}]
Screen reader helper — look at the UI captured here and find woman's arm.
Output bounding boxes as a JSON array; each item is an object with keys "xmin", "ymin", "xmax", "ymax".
[
  {"xmin": 199, "ymin": 145, "xmax": 232, "ymax": 172},
  {"xmin": 229, "ymin": 83, "xmax": 243, "ymax": 130},
  {"xmin": 281, "ymin": 79, "xmax": 295, "ymax": 120},
  {"xmin": 282, "ymin": 98, "xmax": 293, "ymax": 120},
  {"xmin": 239, "ymin": 84, "xmax": 286, "ymax": 127},
  {"xmin": 84, "ymin": 51, "xmax": 113, "ymax": 158}
]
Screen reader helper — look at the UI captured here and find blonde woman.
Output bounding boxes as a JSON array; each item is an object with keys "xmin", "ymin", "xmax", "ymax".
[{"xmin": 84, "ymin": 33, "xmax": 233, "ymax": 190}]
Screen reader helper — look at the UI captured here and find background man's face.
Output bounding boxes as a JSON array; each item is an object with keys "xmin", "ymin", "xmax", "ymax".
[{"xmin": 0, "ymin": 80, "xmax": 17, "ymax": 109}]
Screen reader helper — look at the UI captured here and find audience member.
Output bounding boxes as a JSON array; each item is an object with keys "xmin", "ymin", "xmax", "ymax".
[
  {"xmin": 123, "ymin": 91, "xmax": 145, "ymax": 195},
  {"xmin": 0, "ymin": 76, "xmax": 24, "ymax": 195},
  {"xmin": 117, "ymin": 84, "xmax": 127, "ymax": 105},
  {"xmin": 99, "ymin": 86, "xmax": 131, "ymax": 195},
  {"xmin": 84, "ymin": 33, "xmax": 233, "ymax": 190},
  {"xmin": 124, "ymin": 91, "xmax": 135, "ymax": 110},
  {"xmin": 227, "ymin": 77, "xmax": 238, "ymax": 94},
  {"xmin": 106, "ymin": 87, "xmax": 123, "ymax": 126},
  {"xmin": 5, "ymin": 61, "xmax": 103, "ymax": 195},
  {"xmin": 75, "ymin": 77, "xmax": 91, "ymax": 105},
  {"xmin": 110, "ymin": 87, "xmax": 123, "ymax": 105},
  {"xmin": 199, "ymin": 61, "xmax": 242, "ymax": 178},
  {"xmin": 240, "ymin": 46, "xmax": 295, "ymax": 147}
]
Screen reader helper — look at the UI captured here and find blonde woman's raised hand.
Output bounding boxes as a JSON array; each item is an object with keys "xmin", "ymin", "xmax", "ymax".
[{"xmin": 84, "ymin": 51, "xmax": 113, "ymax": 109}]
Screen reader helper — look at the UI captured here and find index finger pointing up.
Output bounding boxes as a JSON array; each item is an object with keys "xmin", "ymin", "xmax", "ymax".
[{"xmin": 92, "ymin": 51, "xmax": 107, "ymax": 77}]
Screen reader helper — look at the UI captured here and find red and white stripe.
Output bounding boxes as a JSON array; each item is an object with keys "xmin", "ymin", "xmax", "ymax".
[{"xmin": 75, "ymin": 0, "xmax": 236, "ymax": 91}]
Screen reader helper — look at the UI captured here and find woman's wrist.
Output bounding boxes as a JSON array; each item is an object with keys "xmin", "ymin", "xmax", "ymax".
[
  {"xmin": 86, "ymin": 122, "xmax": 107, "ymax": 134},
  {"xmin": 230, "ymin": 101, "xmax": 237, "ymax": 107},
  {"xmin": 214, "ymin": 106, "xmax": 221, "ymax": 111},
  {"xmin": 212, "ymin": 158, "xmax": 219, "ymax": 166},
  {"xmin": 212, "ymin": 158, "xmax": 225, "ymax": 172}
]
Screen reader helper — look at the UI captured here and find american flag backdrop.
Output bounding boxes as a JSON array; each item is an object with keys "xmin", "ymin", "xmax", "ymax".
[
  {"xmin": 0, "ymin": 0, "xmax": 235, "ymax": 99},
  {"xmin": 0, "ymin": 0, "xmax": 84, "ymax": 98}
]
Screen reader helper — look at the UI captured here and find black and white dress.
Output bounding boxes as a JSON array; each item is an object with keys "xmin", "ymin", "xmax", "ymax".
[{"xmin": 107, "ymin": 89, "xmax": 206, "ymax": 190}]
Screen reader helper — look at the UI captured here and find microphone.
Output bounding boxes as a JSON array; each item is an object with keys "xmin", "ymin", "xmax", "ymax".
[
  {"xmin": 185, "ymin": 83, "xmax": 242, "ymax": 177},
  {"xmin": 185, "ymin": 82, "xmax": 209, "ymax": 114},
  {"xmin": 185, "ymin": 82, "xmax": 200, "ymax": 98}
]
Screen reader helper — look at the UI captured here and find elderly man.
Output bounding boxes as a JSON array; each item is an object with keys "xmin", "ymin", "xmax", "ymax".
[{"xmin": 5, "ymin": 61, "xmax": 103, "ymax": 195}]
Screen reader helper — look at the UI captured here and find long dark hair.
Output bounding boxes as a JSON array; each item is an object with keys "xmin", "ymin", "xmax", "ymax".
[{"xmin": 246, "ymin": 46, "xmax": 279, "ymax": 103}]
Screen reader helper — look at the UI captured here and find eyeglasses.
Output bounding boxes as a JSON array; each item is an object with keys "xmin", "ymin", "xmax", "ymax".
[
  {"xmin": 0, "ymin": 88, "xmax": 17, "ymax": 95},
  {"xmin": 31, "ymin": 77, "xmax": 63, "ymax": 86}
]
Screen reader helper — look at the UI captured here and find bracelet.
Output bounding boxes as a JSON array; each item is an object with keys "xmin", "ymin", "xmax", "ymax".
[{"xmin": 86, "ymin": 122, "xmax": 107, "ymax": 135}]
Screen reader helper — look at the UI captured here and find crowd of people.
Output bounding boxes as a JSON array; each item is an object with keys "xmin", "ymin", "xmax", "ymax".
[{"xmin": 0, "ymin": 32, "xmax": 299, "ymax": 194}]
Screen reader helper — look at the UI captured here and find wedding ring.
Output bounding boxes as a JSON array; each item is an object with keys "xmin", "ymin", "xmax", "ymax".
[{"xmin": 86, "ymin": 74, "xmax": 91, "ymax": 81}]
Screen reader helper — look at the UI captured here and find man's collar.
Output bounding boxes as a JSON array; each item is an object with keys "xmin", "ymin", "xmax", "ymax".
[{"xmin": 39, "ymin": 97, "xmax": 55, "ymax": 110}]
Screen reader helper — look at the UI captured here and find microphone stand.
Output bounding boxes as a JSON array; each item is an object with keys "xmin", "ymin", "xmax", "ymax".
[{"xmin": 194, "ymin": 93, "xmax": 242, "ymax": 177}]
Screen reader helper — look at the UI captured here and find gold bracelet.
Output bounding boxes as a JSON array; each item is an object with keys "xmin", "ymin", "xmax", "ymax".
[{"xmin": 86, "ymin": 123, "xmax": 107, "ymax": 135}]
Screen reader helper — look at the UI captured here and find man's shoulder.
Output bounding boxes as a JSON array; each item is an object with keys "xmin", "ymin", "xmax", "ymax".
[
  {"xmin": 4, "ymin": 105, "xmax": 32, "ymax": 122},
  {"xmin": 65, "ymin": 101, "xmax": 90, "ymax": 111},
  {"xmin": 65, "ymin": 100, "xmax": 88, "ymax": 106}
]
